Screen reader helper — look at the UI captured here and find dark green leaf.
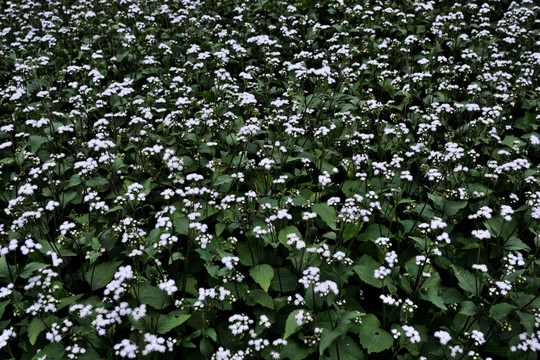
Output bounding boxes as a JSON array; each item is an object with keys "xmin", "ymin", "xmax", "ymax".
[
  {"xmin": 28, "ymin": 317, "xmax": 46, "ymax": 345},
  {"xmin": 359, "ymin": 325, "xmax": 393, "ymax": 353},
  {"xmin": 313, "ymin": 203, "xmax": 337, "ymax": 229},
  {"xmin": 85, "ymin": 260, "xmax": 123, "ymax": 291},
  {"xmin": 250, "ymin": 264, "xmax": 274, "ymax": 292},
  {"xmin": 284, "ymin": 310, "xmax": 302, "ymax": 339},
  {"xmin": 157, "ymin": 313, "xmax": 191, "ymax": 334},
  {"xmin": 353, "ymin": 255, "xmax": 382, "ymax": 288},
  {"xmin": 245, "ymin": 289, "xmax": 274, "ymax": 309},
  {"xmin": 489, "ymin": 303, "xmax": 517, "ymax": 321}
]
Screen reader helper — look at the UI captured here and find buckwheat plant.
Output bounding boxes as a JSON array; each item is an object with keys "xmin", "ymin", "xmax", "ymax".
[{"xmin": 0, "ymin": 0, "xmax": 538, "ymax": 359}]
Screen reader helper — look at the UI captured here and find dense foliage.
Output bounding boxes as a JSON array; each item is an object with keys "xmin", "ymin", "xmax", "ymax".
[{"xmin": 0, "ymin": 0, "xmax": 539, "ymax": 359}]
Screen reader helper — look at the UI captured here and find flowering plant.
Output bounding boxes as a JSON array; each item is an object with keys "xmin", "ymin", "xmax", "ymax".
[{"xmin": 0, "ymin": 0, "xmax": 539, "ymax": 359}]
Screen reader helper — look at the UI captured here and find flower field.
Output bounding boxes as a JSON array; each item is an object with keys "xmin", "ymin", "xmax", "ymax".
[{"xmin": 0, "ymin": 0, "xmax": 539, "ymax": 359}]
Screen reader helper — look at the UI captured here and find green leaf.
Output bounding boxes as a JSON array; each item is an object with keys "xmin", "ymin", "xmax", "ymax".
[
  {"xmin": 284, "ymin": 310, "xmax": 302, "ymax": 339},
  {"xmin": 250, "ymin": 264, "xmax": 274, "ymax": 292},
  {"xmin": 270, "ymin": 267, "xmax": 298, "ymax": 292},
  {"xmin": 173, "ymin": 214, "xmax": 189, "ymax": 235},
  {"xmin": 0, "ymin": 256, "xmax": 13, "ymax": 281},
  {"xmin": 0, "ymin": 300, "xmax": 9, "ymax": 319},
  {"xmin": 28, "ymin": 317, "xmax": 46, "ymax": 345},
  {"xmin": 58, "ymin": 294, "xmax": 84, "ymax": 310},
  {"xmin": 245, "ymin": 289, "xmax": 274, "ymax": 309},
  {"xmin": 420, "ymin": 288, "xmax": 447, "ymax": 310},
  {"xmin": 85, "ymin": 260, "xmax": 123, "ymax": 291},
  {"xmin": 214, "ymin": 174, "xmax": 234, "ymax": 186},
  {"xmin": 358, "ymin": 224, "xmax": 390, "ymax": 242},
  {"xmin": 134, "ymin": 283, "xmax": 171, "ymax": 309},
  {"xmin": 281, "ymin": 338, "xmax": 314, "ymax": 360},
  {"xmin": 452, "ymin": 265, "xmax": 480, "ymax": 295},
  {"xmin": 313, "ymin": 203, "xmax": 337, "ymax": 229},
  {"xmin": 353, "ymin": 255, "xmax": 382, "ymax": 288},
  {"xmin": 157, "ymin": 313, "xmax": 191, "ymax": 334},
  {"xmin": 504, "ymin": 237, "xmax": 531, "ymax": 252},
  {"xmin": 278, "ymin": 226, "xmax": 302, "ymax": 248},
  {"xmin": 489, "ymin": 303, "xmax": 517, "ymax": 321},
  {"xmin": 320, "ymin": 328, "xmax": 341, "ymax": 355},
  {"xmin": 38, "ymin": 343, "xmax": 65, "ymax": 359},
  {"xmin": 330, "ymin": 335, "xmax": 364, "ymax": 360},
  {"xmin": 359, "ymin": 325, "xmax": 393, "ymax": 353},
  {"xmin": 342, "ymin": 223, "xmax": 362, "ymax": 242},
  {"xmin": 517, "ymin": 310, "xmax": 535, "ymax": 334},
  {"xmin": 30, "ymin": 135, "xmax": 47, "ymax": 153},
  {"xmin": 20, "ymin": 262, "xmax": 49, "ymax": 279},
  {"xmin": 459, "ymin": 301, "xmax": 477, "ymax": 316}
]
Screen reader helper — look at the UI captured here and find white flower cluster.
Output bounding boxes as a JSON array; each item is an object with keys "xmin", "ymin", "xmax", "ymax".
[
  {"xmin": 158, "ymin": 279, "xmax": 178, "ymax": 295},
  {"xmin": 229, "ymin": 314, "xmax": 253, "ymax": 336},
  {"xmin": 141, "ymin": 333, "xmax": 175, "ymax": 356},
  {"xmin": 103, "ymin": 265, "xmax": 135, "ymax": 301}
]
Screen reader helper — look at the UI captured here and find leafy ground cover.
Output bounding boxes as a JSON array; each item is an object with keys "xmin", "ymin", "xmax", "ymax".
[{"xmin": 0, "ymin": 0, "xmax": 539, "ymax": 359}]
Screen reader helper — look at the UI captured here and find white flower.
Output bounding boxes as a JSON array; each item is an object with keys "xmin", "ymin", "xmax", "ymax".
[
  {"xmin": 402, "ymin": 325, "xmax": 421, "ymax": 343},
  {"xmin": 295, "ymin": 310, "xmax": 304, "ymax": 326},
  {"xmin": 318, "ymin": 171, "xmax": 332, "ymax": 187},
  {"xmin": 472, "ymin": 264, "xmax": 488, "ymax": 273},
  {"xmin": 471, "ymin": 330, "xmax": 485, "ymax": 345},
  {"xmin": 434, "ymin": 330, "xmax": 451, "ymax": 345},
  {"xmin": 158, "ymin": 279, "xmax": 178, "ymax": 295},
  {"xmin": 314, "ymin": 280, "xmax": 339, "ymax": 296},
  {"xmin": 471, "ymin": 229, "xmax": 491, "ymax": 239},
  {"xmin": 114, "ymin": 339, "xmax": 138, "ymax": 358},
  {"xmin": 259, "ymin": 315, "xmax": 271, "ymax": 328}
]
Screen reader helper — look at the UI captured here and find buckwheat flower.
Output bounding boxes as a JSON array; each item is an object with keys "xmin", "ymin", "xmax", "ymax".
[
  {"xmin": 47, "ymin": 250, "xmax": 63, "ymax": 267},
  {"xmin": 18, "ymin": 183, "xmax": 37, "ymax": 195},
  {"xmin": 471, "ymin": 330, "xmax": 486, "ymax": 345},
  {"xmin": 385, "ymin": 251, "xmax": 398, "ymax": 267},
  {"xmin": 221, "ymin": 256, "xmax": 239, "ymax": 270},
  {"xmin": 158, "ymin": 279, "xmax": 178, "ymax": 295},
  {"xmin": 430, "ymin": 217, "xmax": 447, "ymax": 230},
  {"xmin": 276, "ymin": 209, "xmax": 292, "ymax": 220},
  {"xmin": 500, "ymin": 205, "xmax": 514, "ymax": 221},
  {"xmin": 472, "ymin": 264, "xmax": 488, "ymax": 273},
  {"xmin": 472, "ymin": 229, "xmax": 491, "ymax": 239},
  {"xmin": 314, "ymin": 280, "xmax": 339, "ymax": 296},
  {"xmin": 434, "ymin": 330, "xmax": 451, "ymax": 345},
  {"xmin": 114, "ymin": 339, "xmax": 138, "ymax": 358},
  {"xmin": 295, "ymin": 310, "xmax": 304, "ymax": 326},
  {"xmin": 374, "ymin": 266, "xmax": 391, "ymax": 279},
  {"xmin": 450, "ymin": 345, "xmax": 463, "ymax": 357},
  {"xmin": 318, "ymin": 171, "xmax": 332, "ymax": 187},
  {"xmin": 20, "ymin": 238, "xmax": 42, "ymax": 255},
  {"xmin": 468, "ymin": 206, "xmax": 493, "ymax": 219},
  {"xmin": 302, "ymin": 212, "xmax": 317, "ymax": 220},
  {"xmin": 214, "ymin": 347, "xmax": 231, "ymax": 360},
  {"xmin": 259, "ymin": 315, "xmax": 271, "ymax": 328},
  {"xmin": 0, "ymin": 328, "xmax": 16, "ymax": 349},
  {"xmin": 375, "ymin": 237, "xmax": 391, "ymax": 247},
  {"xmin": 259, "ymin": 158, "xmax": 275, "ymax": 170},
  {"xmin": 415, "ymin": 255, "xmax": 429, "ymax": 265},
  {"xmin": 530, "ymin": 135, "xmax": 539, "ymax": 145},
  {"xmin": 402, "ymin": 325, "xmax": 421, "ymax": 343},
  {"xmin": 380, "ymin": 294, "xmax": 401, "ymax": 306},
  {"xmin": 299, "ymin": 267, "xmax": 320, "ymax": 288},
  {"xmin": 0, "ymin": 284, "xmax": 13, "ymax": 299},
  {"xmin": 45, "ymin": 200, "xmax": 59, "ymax": 211},
  {"xmin": 142, "ymin": 333, "xmax": 171, "ymax": 355},
  {"xmin": 437, "ymin": 232, "xmax": 451, "ymax": 244},
  {"xmin": 228, "ymin": 314, "xmax": 253, "ymax": 335}
]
